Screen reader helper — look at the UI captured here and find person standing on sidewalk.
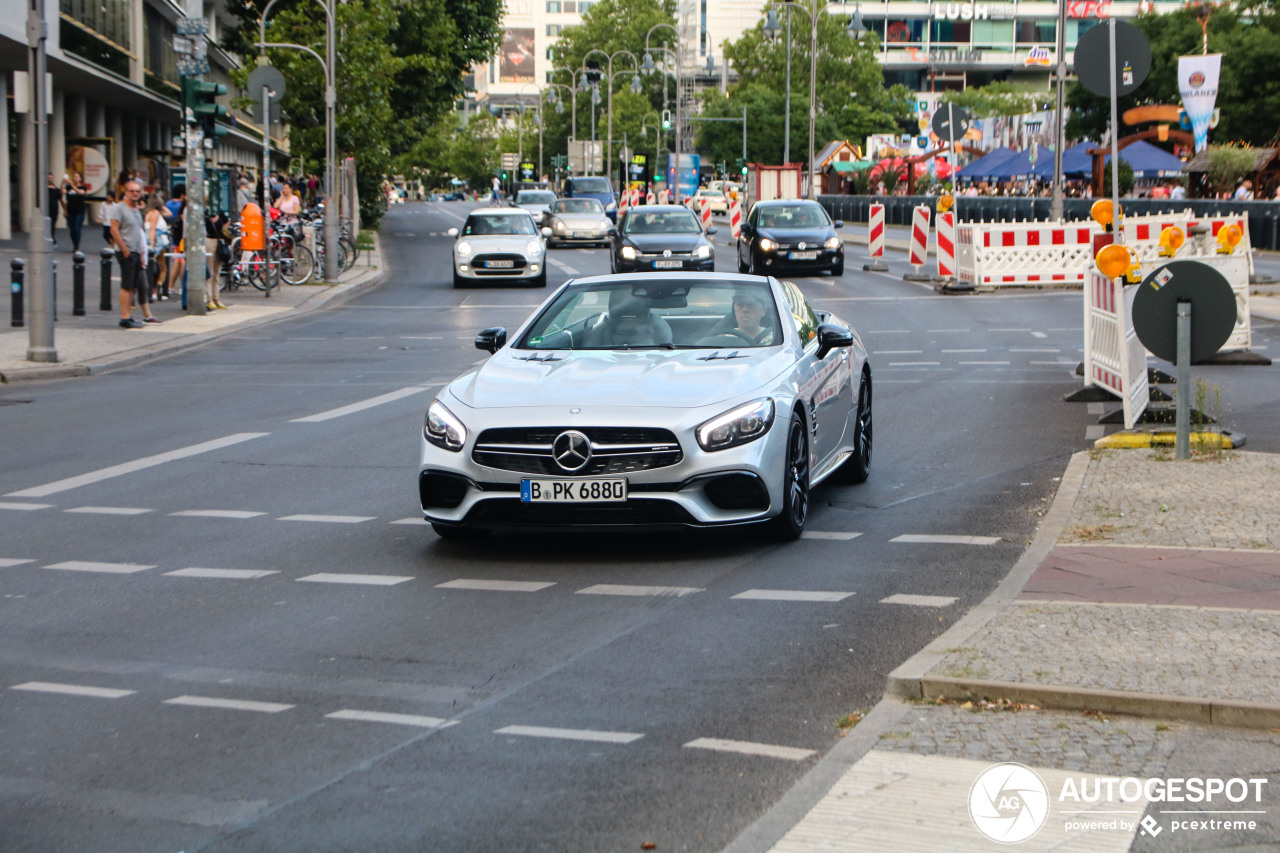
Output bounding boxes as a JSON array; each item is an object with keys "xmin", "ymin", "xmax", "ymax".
[
  {"xmin": 46, "ymin": 173, "xmax": 65, "ymax": 246},
  {"xmin": 98, "ymin": 191, "xmax": 118, "ymax": 244},
  {"xmin": 110, "ymin": 180, "xmax": 161, "ymax": 328},
  {"xmin": 62, "ymin": 172, "xmax": 90, "ymax": 252}
]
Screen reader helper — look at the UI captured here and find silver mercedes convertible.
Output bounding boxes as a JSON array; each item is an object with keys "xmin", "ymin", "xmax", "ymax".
[{"xmin": 418, "ymin": 272, "xmax": 872, "ymax": 539}]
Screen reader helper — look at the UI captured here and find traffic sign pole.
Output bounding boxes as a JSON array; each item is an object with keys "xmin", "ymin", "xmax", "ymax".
[{"xmin": 1176, "ymin": 302, "xmax": 1191, "ymax": 458}]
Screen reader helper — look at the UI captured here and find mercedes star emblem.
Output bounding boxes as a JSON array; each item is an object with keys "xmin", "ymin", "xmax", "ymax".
[{"xmin": 552, "ymin": 430, "xmax": 592, "ymax": 472}]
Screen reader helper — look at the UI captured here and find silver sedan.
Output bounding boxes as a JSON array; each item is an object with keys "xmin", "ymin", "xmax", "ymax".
[
  {"xmin": 545, "ymin": 198, "xmax": 613, "ymax": 248},
  {"xmin": 419, "ymin": 273, "xmax": 873, "ymax": 539}
]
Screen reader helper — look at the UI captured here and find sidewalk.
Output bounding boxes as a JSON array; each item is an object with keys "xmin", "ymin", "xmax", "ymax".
[
  {"xmin": 0, "ymin": 228, "xmax": 385, "ymax": 383},
  {"xmin": 728, "ymin": 448, "xmax": 1280, "ymax": 852}
]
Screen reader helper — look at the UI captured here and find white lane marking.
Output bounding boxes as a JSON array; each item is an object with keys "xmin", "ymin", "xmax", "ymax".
[
  {"xmin": 436, "ymin": 578, "xmax": 555, "ymax": 592},
  {"xmin": 888, "ymin": 362, "xmax": 941, "ymax": 367},
  {"xmin": 1032, "ymin": 331, "xmax": 1048, "ymax": 338},
  {"xmin": 880, "ymin": 594, "xmax": 958, "ymax": 607},
  {"xmin": 165, "ymin": 568, "xmax": 280, "ymax": 579},
  {"xmin": 64, "ymin": 506, "xmax": 152, "ymax": 516},
  {"xmin": 801, "ymin": 531, "xmax": 862, "ymax": 541},
  {"xmin": 5, "ymin": 433, "xmax": 269, "ymax": 498},
  {"xmin": 400, "ymin": 336, "xmax": 443, "ymax": 340},
  {"xmin": 1087, "ymin": 402, "xmax": 1106, "ymax": 416},
  {"xmin": 278, "ymin": 515, "xmax": 376, "ymax": 524},
  {"xmin": 891, "ymin": 534, "xmax": 1001, "ymax": 546},
  {"xmin": 297, "ymin": 573, "xmax": 413, "ymax": 586},
  {"xmin": 866, "ymin": 330, "xmax": 910, "ymax": 334},
  {"xmin": 43, "ymin": 561, "xmax": 155, "ymax": 574},
  {"xmin": 0, "ymin": 558, "xmax": 36, "ymax": 567},
  {"xmin": 576, "ymin": 584, "xmax": 703, "ymax": 597},
  {"xmin": 164, "ymin": 695, "xmax": 294, "ymax": 713},
  {"xmin": 925, "ymin": 329, "xmax": 970, "ymax": 333},
  {"xmin": 0, "ymin": 502, "xmax": 51, "ymax": 511},
  {"xmin": 959, "ymin": 361, "xmax": 1010, "ymax": 366},
  {"xmin": 1010, "ymin": 348, "xmax": 1061, "ymax": 353},
  {"xmin": 683, "ymin": 737, "xmax": 817, "ymax": 762},
  {"xmin": 875, "ymin": 350, "xmax": 923, "ymax": 355},
  {"xmin": 389, "ymin": 517, "xmax": 430, "ymax": 525},
  {"xmin": 326, "ymin": 710, "xmax": 457, "ymax": 728},
  {"xmin": 170, "ymin": 510, "xmax": 267, "ymax": 519},
  {"xmin": 549, "ymin": 258, "xmax": 581, "ymax": 275},
  {"xmin": 291, "ymin": 386, "xmax": 433, "ymax": 423},
  {"xmin": 988, "ymin": 328, "xmax": 1030, "ymax": 332},
  {"xmin": 941, "ymin": 348, "xmax": 985, "ymax": 354},
  {"xmin": 1030, "ymin": 360, "xmax": 1075, "ymax": 365},
  {"xmin": 11, "ymin": 681, "xmax": 136, "ymax": 699},
  {"xmin": 732, "ymin": 590, "xmax": 854, "ymax": 602},
  {"xmin": 1086, "ymin": 425, "xmax": 1106, "ymax": 440},
  {"xmin": 494, "ymin": 725, "xmax": 644, "ymax": 744}
]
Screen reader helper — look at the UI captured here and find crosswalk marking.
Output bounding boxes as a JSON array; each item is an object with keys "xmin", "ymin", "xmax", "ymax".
[
  {"xmin": 0, "ymin": 558, "xmax": 35, "ymax": 567},
  {"xmin": 495, "ymin": 725, "xmax": 644, "ymax": 744},
  {"xmin": 291, "ymin": 386, "xmax": 433, "ymax": 423},
  {"xmin": 11, "ymin": 681, "xmax": 136, "ymax": 699},
  {"xmin": 0, "ymin": 502, "xmax": 51, "ymax": 511},
  {"xmin": 297, "ymin": 573, "xmax": 413, "ymax": 586},
  {"xmin": 170, "ymin": 510, "xmax": 267, "ymax": 519},
  {"xmin": 879, "ymin": 594, "xmax": 958, "ymax": 607},
  {"xmin": 326, "ymin": 710, "xmax": 456, "ymax": 728},
  {"xmin": 64, "ymin": 506, "xmax": 152, "ymax": 516},
  {"xmin": 683, "ymin": 737, "xmax": 817, "ymax": 761},
  {"xmin": 890, "ymin": 534, "xmax": 1001, "ymax": 546},
  {"xmin": 732, "ymin": 590, "xmax": 854, "ymax": 602},
  {"xmin": 165, "ymin": 568, "xmax": 279, "ymax": 580},
  {"xmin": 164, "ymin": 695, "xmax": 294, "ymax": 713},
  {"xmin": 801, "ymin": 531, "xmax": 862, "ymax": 541},
  {"xmin": 576, "ymin": 584, "xmax": 703, "ymax": 597},
  {"xmin": 278, "ymin": 514, "xmax": 376, "ymax": 524},
  {"xmin": 43, "ymin": 561, "xmax": 155, "ymax": 574},
  {"xmin": 436, "ymin": 579, "xmax": 555, "ymax": 592}
]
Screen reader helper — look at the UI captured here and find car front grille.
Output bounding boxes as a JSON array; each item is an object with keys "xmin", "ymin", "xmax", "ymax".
[
  {"xmin": 464, "ymin": 497, "xmax": 697, "ymax": 528},
  {"xmin": 473, "ymin": 426, "xmax": 683, "ymax": 476}
]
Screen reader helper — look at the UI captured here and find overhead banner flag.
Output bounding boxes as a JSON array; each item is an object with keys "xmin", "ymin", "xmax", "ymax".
[{"xmin": 1178, "ymin": 54, "xmax": 1221, "ymax": 152}]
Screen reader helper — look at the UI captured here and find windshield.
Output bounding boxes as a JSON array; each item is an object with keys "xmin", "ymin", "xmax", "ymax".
[
  {"xmin": 462, "ymin": 214, "xmax": 537, "ymax": 236},
  {"xmin": 517, "ymin": 191, "xmax": 556, "ymax": 205},
  {"xmin": 757, "ymin": 205, "xmax": 831, "ymax": 229},
  {"xmin": 569, "ymin": 178, "xmax": 611, "ymax": 194},
  {"xmin": 551, "ymin": 199, "xmax": 604, "ymax": 214},
  {"xmin": 622, "ymin": 210, "xmax": 702, "ymax": 235},
  {"xmin": 699, "ymin": 190, "xmax": 725, "ymax": 198},
  {"xmin": 518, "ymin": 280, "xmax": 782, "ymax": 350}
]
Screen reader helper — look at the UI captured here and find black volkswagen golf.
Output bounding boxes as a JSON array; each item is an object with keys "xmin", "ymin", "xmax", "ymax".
[
  {"xmin": 609, "ymin": 205, "xmax": 716, "ymax": 274},
  {"xmin": 737, "ymin": 199, "xmax": 845, "ymax": 277}
]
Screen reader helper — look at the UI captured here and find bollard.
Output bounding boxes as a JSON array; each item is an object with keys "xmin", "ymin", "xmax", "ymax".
[
  {"xmin": 10, "ymin": 258, "xmax": 24, "ymax": 327},
  {"xmin": 52, "ymin": 258, "xmax": 57, "ymax": 322},
  {"xmin": 73, "ymin": 251, "xmax": 86, "ymax": 316},
  {"xmin": 100, "ymin": 247, "xmax": 114, "ymax": 311}
]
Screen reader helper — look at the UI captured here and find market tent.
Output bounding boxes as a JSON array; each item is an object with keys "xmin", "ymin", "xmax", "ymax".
[
  {"xmin": 956, "ymin": 146, "xmax": 1018, "ymax": 180},
  {"xmin": 1032, "ymin": 141, "xmax": 1095, "ymax": 178},
  {"xmin": 1104, "ymin": 140, "xmax": 1187, "ymax": 178},
  {"xmin": 987, "ymin": 148, "xmax": 1054, "ymax": 181}
]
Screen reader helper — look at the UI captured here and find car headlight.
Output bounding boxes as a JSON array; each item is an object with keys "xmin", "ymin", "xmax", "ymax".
[
  {"xmin": 758, "ymin": 238, "xmax": 777, "ymax": 253},
  {"xmin": 526, "ymin": 240, "xmax": 543, "ymax": 255},
  {"xmin": 606, "ymin": 201, "xmax": 616, "ymax": 212},
  {"xmin": 456, "ymin": 241, "xmax": 473, "ymax": 258},
  {"xmin": 694, "ymin": 244, "xmax": 712, "ymax": 259},
  {"xmin": 424, "ymin": 399, "xmax": 467, "ymax": 452},
  {"xmin": 621, "ymin": 246, "xmax": 638, "ymax": 260},
  {"xmin": 824, "ymin": 236, "xmax": 841, "ymax": 249},
  {"xmin": 553, "ymin": 220, "xmax": 566, "ymax": 232},
  {"xmin": 696, "ymin": 398, "xmax": 775, "ymax": 452},
  {"xmin": 599, "ymin": 219, "xmax": 612, "ymax": 230}
]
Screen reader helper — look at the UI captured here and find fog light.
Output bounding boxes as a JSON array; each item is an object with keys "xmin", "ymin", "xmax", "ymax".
[
  {"xmin": 530, "ymin": 264, "xmax": 540, "ymax": 272},
  {"xmin": 460, "ymin": 264, "xmax": 470, "ymax": 272}
]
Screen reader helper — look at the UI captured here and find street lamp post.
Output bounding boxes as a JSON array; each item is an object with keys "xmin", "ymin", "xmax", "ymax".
[
  {"xmin": 642, "ymin": 24, "xmax": 683, "ymax": 201},
  {"xmin": 583, "ymin": 49, "xmax": 641, "ymax": 191},
  {"xmin": 640, "ymin": 112, "xmax": 662, "ymax": 187}
]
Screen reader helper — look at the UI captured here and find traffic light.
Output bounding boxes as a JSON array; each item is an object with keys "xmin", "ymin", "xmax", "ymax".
[
  {"xmin": 501, "ymin": 171, "xmax": 508, "ymax": 180},
  {"xmin": 661, "ymin": 109, "xmax": 671, "ymax": 130},
  {"xmin": 184, "ymin": 77, "xmax": 228, "ymax": 140},
  {"xmin": 735, "ymin": 157, "xmax": 747, "ymax": 176}
]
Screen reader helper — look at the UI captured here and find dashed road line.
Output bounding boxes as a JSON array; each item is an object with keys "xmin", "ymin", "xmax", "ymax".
[
  {"xmin": 683, "ymin": 737, "xmax": 817, "ymax": 761},
  {"xmin": 389, "ymin": 517, "xmax": 430, "ymax": 525},
  {"xmin": 1032, "ymin": 331, "xmax": 1048, "ymax": 338},
  {"xmin": 297, "ymin": 573, "xmax": 413, "ymax": 586},
  {"xmin": 925, "ymin": 329, "xmax": 970, "ymax": 334},
  {"xmin": 1009, "ymin": 348, "xmax": 1061, "ymax": 353},
  {"xmin": 890, "ymin": 534, "xmax": 1001, "ymax": 546},
  {"xmin": 436, "ymin": 578, "xmax": 555, "ymax": 592},
  {"xmin": 326, "ymin": 710, "xmax": 456, "ymax": 728},
  {"xmin": 958, "ymin": 361, "xmax": 1010, "ymax": 366},
  {"xmin": 164, "ymin": 695, "xmax": 294, "ymax": 713},
  {"xmin": 576, "ymin": 584, "xmax": 703, "ymax": 597},
  {"xmin": 278, "ymin": 514, "xmax": 376, "ymax": 524},
  {"xmin": 170, "ymin": 510, "xmax": 267, "ymax": 519},
  {"xmin": 874, "ymin": 350, "xmax": 923, "ymax": 355},
  {"xmin": 291, "ymin": 386, "xmax": 434, "ymax": 423},
  {"xmin": 0, "ymin": 558, "xmax": 35, "ymax": 567},
  {"xmin": 941, "ymin": 348, "xmax": 985, "ymax": 354},
  {"xmin": 800, "ymin": 531, "xmax": 862, "ymax": 541},
  {"xmin": 11, "ymin": 681, "xmax": 136, "ymax": 699},
  {"xmin": 64, "ymin": 506, "xmax": 152, "ymax": 516},
  {"xmin": 43, "ymin": 561, "xmax": 155, "ymax": 574},
  {"xmin": 732, "ymin": 590, "xmax": 854, "ymax": 602},
  {"xmin": 495, "ymin": 725, "xmax": 644, "ymax": 744},
  {"xmin": 5, "ymin": 433, "xmax": 269, "ymax": 499},
  {"xmin": 880, "ymin": 594, "xmax": 958, "ymax": 607},
  {"xmin": 165, "ymin": 568, "xmax": 279, "ymax": 580},
  {"xmin": 0, "ymin": 502, "xmax": 50, "ymax": 511},
  {"xmin": 888, "ymin": 362, "xmax": 940, "ymax": 367}
]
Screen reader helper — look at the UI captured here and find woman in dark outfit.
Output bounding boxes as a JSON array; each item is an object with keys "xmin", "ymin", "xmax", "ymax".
[{"xmin": 62, "ymin": 172, "xmax": 90, "ymax": 252}]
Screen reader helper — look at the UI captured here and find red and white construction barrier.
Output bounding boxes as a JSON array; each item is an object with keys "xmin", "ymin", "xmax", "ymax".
[
  {"xmin": 646, "ymin": 188, "xmax": 656, "ymax": 205},
  {"xmin": 658, "ymin": 188, "xmax": 670, "ymax": 204},
  {"xmin": 868, "ymin": 203, "xmax": 885, "ymax": 259},
  {"xmin": 936, "ymin": 211, "xmax": 955, "ymax": 279},
  {"xmin": 1082, "ymin": 265, "xmax": 1150, "ymax": 429},
  {"xmin": 699, "ymin": 197, "xmax": 713, "ymax": 232},
  {"xmin": 729, "ymin": 198, "xmax": 743, "ymax": 240},
  {"xmin": 618, "ymin": 188, "xmax": 631, "ymax": 218},
  {"xmin": 908, "ymin": 206, "xmax": 931, "ymax": 271}
]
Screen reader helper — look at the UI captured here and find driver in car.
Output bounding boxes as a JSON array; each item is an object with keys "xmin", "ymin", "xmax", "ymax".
[{"xmin": 729, "ymin": 290, "xmax": 774, "ymax": 344}]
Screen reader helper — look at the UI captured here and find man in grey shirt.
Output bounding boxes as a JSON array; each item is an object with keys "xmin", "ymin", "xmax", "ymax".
[{"xmin": 110, "ymin": 179, "xmax": 160, "ymax": 328}]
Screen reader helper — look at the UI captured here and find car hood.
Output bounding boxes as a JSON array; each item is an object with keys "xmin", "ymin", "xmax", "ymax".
[
  {"xmin": 456, "ymin": 234, "xmax": 540, "ymax": 251},
  {"xmin": 551, "ymin": 213, "xmax": 609, "ymax": 228},
  {"xmin": 757, "ymin": 226, "xmax": 835, "ymax": 244},
  {"xmin": 448, "ymin": 348, "xmax": 793, "ymax": 410},
  {"xmin": 623, "ymin": 233, "xmax": 708, "ymax": 252}
]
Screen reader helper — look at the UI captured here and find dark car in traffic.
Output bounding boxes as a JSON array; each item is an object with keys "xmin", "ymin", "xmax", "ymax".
[
  {"xmin": 609, "ymin": 205, "xmax": 716, "ymax": 274},
  {"xmin": 736, "ymin": 199, "xmax": 844, "ymax": 277}
]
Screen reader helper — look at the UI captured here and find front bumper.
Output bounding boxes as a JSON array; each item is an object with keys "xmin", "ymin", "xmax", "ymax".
[
  {"xmin": 454, "ymin": 253, "xmax": 544, "ymax": 280},
  {"xmin": 616, "ymin": 254, "xmax": 715, "ymax": 274},
  {"xmin": 753, "ymin": 245, "xmax": 843, "ymax": 273}
]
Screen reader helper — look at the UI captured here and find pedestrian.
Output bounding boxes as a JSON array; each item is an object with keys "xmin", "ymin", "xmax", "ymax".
[
  {"xmin": 46, "ymin": 173, "xmax": 64, "ymax": 245},
  {"xmin": 205, "ymin": 209, "xmax": 230, "ymax": 311},
  {"xmin": 1169, "ymin": 182, "xmax": 1186, "ymax": 200},
  {"xmin": 98, "ymin": 191, "xmax": 118, "ymax": 244},
  {"xmin": 491, "ymin": 174, "xmax": 501, "ymax": 205},
  {"xmin": 110, "ymin": 179, "xmax": 160, "ymax": 327},
  {"xmin": 144, "ymin": 194, "xmax": 172, "ymax": 302},
  {"xmin": 167, "ymin": 198, "xmax": 187, "ymax": 300},
  {"xmin": 62, "ymin": 171, "xmax": 90, "ymax": 252},
  {"xmin": 235, "ymin": 177, "xmax": 255, "ymax": 214},
  {"xmin": 1234, "ymin": 179, "xmax": 1254, "ymax": 200}
]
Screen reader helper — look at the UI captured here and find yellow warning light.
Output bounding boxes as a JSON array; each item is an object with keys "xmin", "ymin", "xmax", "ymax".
[
  {"xmin": 1096, "ymin": 243, "xmax": 1139, "ymax": 282},
  {"xmin": 1157, "ymin": 226, "xmax": 1185, "ymax": 257},
  {"xmin": 937, "ymin": 194, "xmax": 954, "ymax": 213},
  {"xmin": 1216, "ymin": 223, "xmax": 1242, "ymax": 254},
  {"xmin": 1090, "ymin": 199, "xmax": 1122, "ymax": 231}
]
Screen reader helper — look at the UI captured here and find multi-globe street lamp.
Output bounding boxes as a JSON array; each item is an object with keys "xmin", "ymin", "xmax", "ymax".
[
  {"xmin": 583, "ymin": 49, "xmax": 642, "ymax": 189},
  {"xmin": 641, "ymin": 23, "xmax": 683, "ymax": 202},
  {"xmin": 762, "ymin": 1, "xmax": 867, "ymax": 198}
]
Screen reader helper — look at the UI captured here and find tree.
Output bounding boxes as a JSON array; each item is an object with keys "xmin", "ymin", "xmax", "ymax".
[
  {"xmin": 1101, "ymin": 158, "xmax": 1136, "ymax": 196},
  {"xmin": 942, "ymin": 81, "xmax": 1042, "ymax": 119},
  {"xmin": 1205, "ymin": 145, "xmax": 1257, "ymax": 195}
]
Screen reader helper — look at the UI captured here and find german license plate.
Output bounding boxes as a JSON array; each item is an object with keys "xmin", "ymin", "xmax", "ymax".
[
  {"xmin": 571, "ymin": 231, "xmax": 593, "ymax": 239},
  {"xmin": 484, "ymin": 260, "xmax": 514, "ymax": 268},
  {"xmin": 654, "ymin": 260, "xmax": 682, "ymax": 269},
  {"xmin": 789, "ymin": 251, "xmax": 819, "ymax": 260},
  {"xmin": 520, "ymin": 479, "xmax": 627, "ymax": 503}
]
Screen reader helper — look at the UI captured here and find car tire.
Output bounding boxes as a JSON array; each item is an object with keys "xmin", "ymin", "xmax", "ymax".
[
  {"xmin": 431, "ymin": 522, "xmax": 489, "ymax": 541},
  {"xmin": 737, "ymin": 249, "xmax": 749, "ymax": 274},
  {"xmin": 530, "ymin": 270, "xmax": 547, "ymax": 288},
  {"xmin": 770, "ymin": 410, "xmax": 810, "ymax": 541},
  {"xmin": 840, "ymin": 370, "xmax": 872, "ymax": 484},
  {"xmin": 452, "ymin": 270, "xmax": 468, "ymax": 288},
  {"xmin": 831, "ymin": 258, "xmax": 845, "ymax": 277},
  {"xmin": 747, "ymin": 252, "xmax": 759, "ymax": 276}
]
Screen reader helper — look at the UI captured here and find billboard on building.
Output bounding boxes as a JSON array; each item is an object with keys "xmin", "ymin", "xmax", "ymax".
[
  {"xmin": 65, "ymin": 138, "xmax": 115, "ymax": 200},
  {"xmin": 500, "ymin": 29, "xmax": 536, "ymax": 83}
]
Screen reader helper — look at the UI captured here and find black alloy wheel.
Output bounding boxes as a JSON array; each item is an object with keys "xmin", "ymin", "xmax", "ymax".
[
  {"xmin": 771, "ymin": 411, "xmax": 810, "ymax": 540},
  {"xmin": 842, "ymin": 372, "xmax": 872, "ymax": 483}
]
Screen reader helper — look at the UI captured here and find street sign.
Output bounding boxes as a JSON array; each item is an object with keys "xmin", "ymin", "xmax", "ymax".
[
  {"xmin": 1132, "ymin": 260, "xmax": 1236, "ymax": 364},
  {"xmin": 1075, "ymin": 21, "xmax": 1151, "ymax": 98},
  {"xmin": 930, "ymin": 104, "xmax": 971, "ymax": 143},
  {"xmin": 177, "ymin": 57, "xmax": 210, "ymax": 76},
  {"xmin": 247, "ymin": 65, "xmax": 287, "ymax": 102},
  {"xmin": 177, "ymin": 16, "xmax": 208, "ymax": 35},
  {"xmin": 500, "ymin": 152, "xmax": 518, "ymax": 168}
]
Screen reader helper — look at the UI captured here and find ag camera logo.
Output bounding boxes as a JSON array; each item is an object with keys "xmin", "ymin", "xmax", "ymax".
[{"xmin": 969, "ymin": 763, "xmax": 1050, "ymax": 843}]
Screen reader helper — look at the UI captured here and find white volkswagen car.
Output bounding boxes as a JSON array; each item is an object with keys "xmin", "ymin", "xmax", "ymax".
[
  {"xmin": 448, "ymin": 208, "xmax": 550, "ymax": 287},
  {"xmin": 419, "ymin": 273, "xmax": 872, "ymax": 539}
]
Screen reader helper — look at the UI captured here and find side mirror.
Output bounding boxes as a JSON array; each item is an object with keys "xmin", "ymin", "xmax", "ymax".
[
  {"xmin": 541, "ymin": 227, "xmax": 552, "ymax": 238},
  {"xmin": 833, "ymin": 220, "xmax": 845, "ymax": 229},
  {"xmin": 447, "ymin": 227, "xmax": 459, "ymax": 238},
  {"xmin": 706, "ymin": 225, "xmax": 718, "ymax": 235},
  {"xmin": 815, "ymin": 323, "xmax": 853, "ymax": 360},
  {"xmin": 607, "ymin": 228, "xmax": 618, "ymax": 238},
  {"xmin": 474, "ymin": 327, "xmax": 507, "ymax": 354}
]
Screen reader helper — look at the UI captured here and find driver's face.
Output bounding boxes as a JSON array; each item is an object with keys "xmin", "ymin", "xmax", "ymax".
[{"xmin": 734, "ymin": 299, "xmax": 764, "ymax": 328}]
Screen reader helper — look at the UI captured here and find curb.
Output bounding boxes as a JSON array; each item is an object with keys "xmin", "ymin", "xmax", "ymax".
[{"xmin": 1093, "ymin": 430, "xmax": 1243, "ymax": 449}]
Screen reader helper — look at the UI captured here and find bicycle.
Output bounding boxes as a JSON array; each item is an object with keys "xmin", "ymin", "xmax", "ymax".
[{"xmin": 275, "ymin": 221, "xmax": 315, "ymax": 285}]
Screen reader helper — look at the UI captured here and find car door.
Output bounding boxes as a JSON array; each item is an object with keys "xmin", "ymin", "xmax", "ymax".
[
  {"xmin": 780, "ymin": 281, "xmax": 853, "ymax": 467},
  {"xmin": 738, "ymin": 204, "xmax": 758, "ymax": 266}
]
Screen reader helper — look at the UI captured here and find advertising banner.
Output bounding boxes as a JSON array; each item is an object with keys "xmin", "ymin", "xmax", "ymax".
[
  {"xmin": 500, "ymin": 28, "xmax": 535, "ymax": 83},
  {"xmin": 1178, "ymin": 54, "xmax": 1221, "ymax": 153},
  {"xmin": 65, "ymin": 138, "xmax": 114, "ymax": 200}
]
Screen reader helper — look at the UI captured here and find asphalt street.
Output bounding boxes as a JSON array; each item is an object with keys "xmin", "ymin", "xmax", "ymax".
[{"xmin": 1, "ymin": 200, "xmax": 1275, "ymax": 852}]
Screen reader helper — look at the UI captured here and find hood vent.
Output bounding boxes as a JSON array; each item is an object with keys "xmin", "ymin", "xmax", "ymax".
[
  {"xmin": 697, "ymin": 350, "xmax": 751, "ymax": 361},
  {"xmin": 516, "ymin": 353, "xmax": 565, "ymax": 363}
]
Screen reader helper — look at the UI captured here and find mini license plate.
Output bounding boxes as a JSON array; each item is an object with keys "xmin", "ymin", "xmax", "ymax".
[
  {"xmin": 789, "ymin": 250, "xmax": 819, "ymax": 260},
  {"xmin": 654, "ymin": 259, "xmax": 683, "ymax": 269},
  {"xmin": 520, "ymin": 478, "xmax": 627, "ymax": 503},
  {"xmin": 484, "ymin": 260, "xmax": 514, "ymax": 268}
]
